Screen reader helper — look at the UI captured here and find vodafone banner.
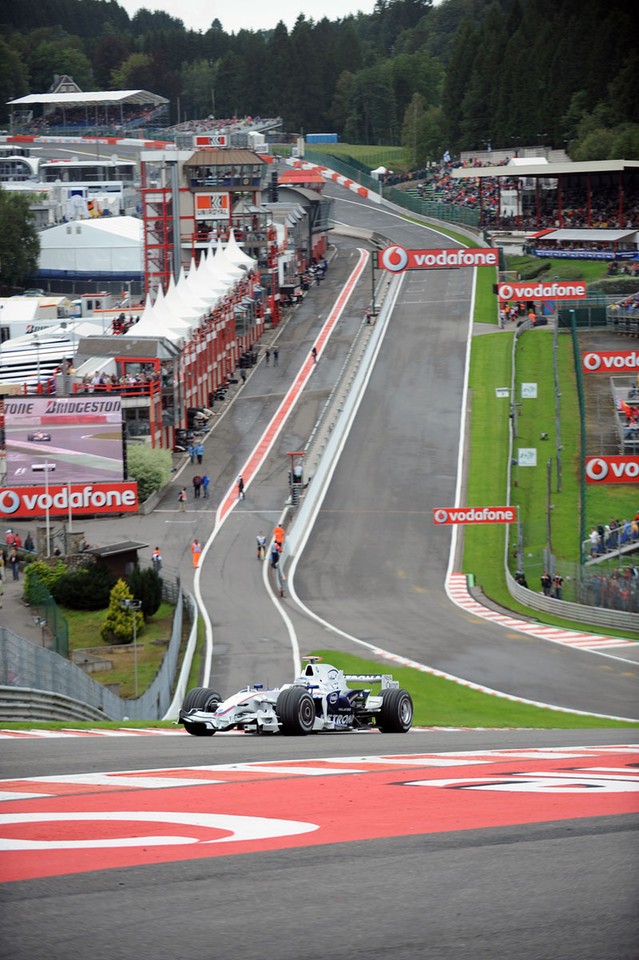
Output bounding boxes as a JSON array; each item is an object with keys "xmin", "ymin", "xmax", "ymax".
[
  {"xmin": 0, "ymin": 482, "xmax": 139, "ymax": 519},
  {"xmin": 585, "ymin": 457, "xmax": 639, "ymax": 484},
  {"xmin": 378, "ymin": 246, "xmax": 498, "ymax": 273},
  {"xmin": 582, "ymin": 350, "xmax": 639, "ymax": 373},
  {"xmin": 433, "ymin": 506, "xmax": 517, "ymax": 525},
  {"xmin": 496, "ymin": 281, "xmax": 587, "ymax": 301}
]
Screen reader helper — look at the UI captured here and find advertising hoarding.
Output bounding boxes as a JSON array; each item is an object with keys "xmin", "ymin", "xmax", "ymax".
[
  {"xmin": 0, "ymin": 482, "xmax": 138, "ymax": 519},
  {"xmin": 433, "ymin": 506, "xmax": 517, "ymax": 525},
  {"xmin": 377, "ymin": 246, "xmax": 498, "ymax": 273},
  {"xmin": 582, "ymin": 350, "xmax": 639, "ymax": 373},
  {"xmin": 585, "ymin": 457, "xmax": 639, "ymax": 484},
  {"xmin": 496, "ymin": 281, "xmax": 587, "ymax": 301}
]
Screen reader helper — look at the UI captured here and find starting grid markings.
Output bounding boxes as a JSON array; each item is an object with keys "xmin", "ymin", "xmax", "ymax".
[
  {"xmin": 0, "ymin": 745, "xmax": 636, "ymax": 804},
  {"xmin": 447, "ymin": 573, "xmax": 637, "ymax": 651}
]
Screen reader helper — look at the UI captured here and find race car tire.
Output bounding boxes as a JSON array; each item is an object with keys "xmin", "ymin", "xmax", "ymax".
[
  {"xmin": 182, "ymin": 686, "xmax": 221, "ymax": 712},
  {"xmin": 182, "ymin": 686, "xmax": 208, "ymax": 712},
  {"xmin": 377, "ymin": 688, "xmax": 413, "ymax": 733},
  {"xmin": 203, "ymin": 690, "xmax": 222, "ymax": 711},
  {"xmin": 183, "ymin": 720, "xmax": 215, "ymax": 737},
  {"xmin": 276, "ymin": 687, "xmax": 315, "ymax": 735}
]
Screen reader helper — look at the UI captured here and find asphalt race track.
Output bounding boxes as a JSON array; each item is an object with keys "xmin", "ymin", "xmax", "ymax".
[
  {"xmin": 1, "ymin": 165, "xmax": 637, "ymax": 958},
  {"xmin": 0, "ymin": 730, "xmax": 637, "ymax": 960}
]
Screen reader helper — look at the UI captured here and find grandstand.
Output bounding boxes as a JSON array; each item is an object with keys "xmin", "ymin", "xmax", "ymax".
[
  {"xmin": 7, "ymin": 85, "xmax": 169, "ymax": 134},
  {"xmin": 451, "ymin": 159, "xmax": 639, "ymax": 231}
]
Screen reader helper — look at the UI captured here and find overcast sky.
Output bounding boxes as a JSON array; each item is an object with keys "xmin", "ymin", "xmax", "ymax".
[{"xmin": 116, "ymin": 0, "xmax": 379, "ymax": 34}]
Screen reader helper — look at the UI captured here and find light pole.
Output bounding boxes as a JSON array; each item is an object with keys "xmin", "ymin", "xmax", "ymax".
[
  {"xmin": 31, "ymin": 461, "xmax": 55, "ymax": 556},
  {"xmin": 120, "ymin": 598, "xmax": 142, "ymax": 698}
]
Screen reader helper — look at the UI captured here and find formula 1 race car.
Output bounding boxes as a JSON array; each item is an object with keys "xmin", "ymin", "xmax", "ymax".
[
  {"xmin": 179, "ymin": 657, "xmax": 414, "ymax": 736},
  {"xmin": 27, "ymin": 431, "xmax": 52, "ymax": 441}
]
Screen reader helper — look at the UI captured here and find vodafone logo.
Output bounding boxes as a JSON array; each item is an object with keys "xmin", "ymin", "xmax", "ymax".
[
  {"xmin": 585, "ymin": 456, "xmax": 639, "ymax": 483},
  {"xmin": 497, "ymin": 281, "xmax": 587, "ymax": 301},
  {"xmin": 585, "ymin": 458, "xmax": 609, "ymax": 481},
  {"xmin": 0, "ymin": 483, "xmax": 138, "ymax": 517},
  {"xmin": 380, "ymin": 245, "xmax": 409, "ymax": 272},
  {"xmin": 0, "ymin": 490, "xmax": 21, "ymax": 515},
  {"xmin": 582, "ymin": 351, "xmax": 639, "ymax": 373},
  {"xmin": 379, "ymin": 247, "xmax": 497, "ymax": 272},
  {"xmin": 433, "ymin": 506, "xmax": 517, "ymax": 525}
]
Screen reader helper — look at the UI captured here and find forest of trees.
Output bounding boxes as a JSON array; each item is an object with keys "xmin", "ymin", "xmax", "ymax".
[{"xmin": 0, "ymin": 0, "xmax": 637, "ymax": 165}]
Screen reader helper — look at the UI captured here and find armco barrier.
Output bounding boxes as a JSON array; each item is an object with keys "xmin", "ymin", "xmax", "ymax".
[
  {"xmin": 0, "ymin": 686, "xmax": 108, "ymax": 724},
  {"xmin": 0, "ymin": 589, "xmax": 194, "ymax": 722},
  {"xmin": 506, "ymin": 570, "xmax": 638, "ymax": 634}
]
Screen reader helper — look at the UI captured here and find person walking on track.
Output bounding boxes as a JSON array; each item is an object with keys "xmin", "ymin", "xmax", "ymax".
[
  {"xmin": 191, "ymin": 539, "xmax": 202, "ymax": 569},
  {"xmin": 237, "ymin": 474, "xmax": 245, "ymax": 500},
  {"xmin": 256, "ymin": 531, "xmax": 266, "ymax": 560}
]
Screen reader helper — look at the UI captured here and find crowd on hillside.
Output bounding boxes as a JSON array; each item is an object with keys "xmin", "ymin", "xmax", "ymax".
[
  {"xmin": 165, "ymin": 115, "xmax": 281, "ymax": 135},
  {"xmin": 585, "ymin": 513, "xmax": 639, "ymax": 558},
  {"xmin": 401, "ymin": 157, "xmax": 639, "ymax": 232},
  {"xmin": 24, "ymin": 104, "xmax": 165, "ymax": 133},
  {"xmin": 581, "ymin": 566, "xmax": 639, "ymax": 613}
]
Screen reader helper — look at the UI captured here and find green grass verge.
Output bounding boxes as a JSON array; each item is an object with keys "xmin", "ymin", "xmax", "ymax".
[
  {"xmin": 507, "ymin": 256, "xmax": 610, "ymax": 283},
  {"xmin": 63, "ymin": 602, "xmax": 176, "ymax": 699},
  {"xmin": 2, "ymin": 649, "xmax": 636, "ymax": 730},
  {"xmin": 308, "ymin": 651, "xmax": 638, "ymax": 728},
  {"xmin": 463, "ymin": 329, "xmax": 639, "ymax": 639}
]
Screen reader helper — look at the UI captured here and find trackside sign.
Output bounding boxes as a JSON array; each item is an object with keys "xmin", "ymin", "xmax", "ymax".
[
  {"xmin": 585, "ymin": 457, "xmax": 639, "ymax": 484},
  {"xmin": 378, "ymin": 246, "xmax": 498, "ymax": 273},
  {"xmin": 496, "ymin": 281, "xmax": 587, "ymax": 301},
  {"xmin": 0, "ymin": 482, "xmax": 139, "ymax": 518},
  {"xmin": 582, "ymin": 351, "xmax": 639, "ymax": 373},
  {"xmin": 433, "ymin": 506, "xmax": 517, "ymax": 525}
]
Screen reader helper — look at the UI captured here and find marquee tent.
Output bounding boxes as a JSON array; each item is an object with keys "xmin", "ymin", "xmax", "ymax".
[{"xmin": 38, "ymin": 216, "xmax": 144, "ymax": 280}]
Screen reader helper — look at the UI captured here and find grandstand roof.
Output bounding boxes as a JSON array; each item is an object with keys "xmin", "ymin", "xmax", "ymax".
[
  {"xmin": 186, "ymin": 149, "xmax": 266, "ymax": 165},
  {"xmin": 529, "ymin": 228, "xmax": 638, "ymax": 243},
  {"xmin": 452, "ymin": 159, "xmax": 639, "ymax": 179},
  {"xmin": 8, "ymin": 90, "xmax": 168, "ymax": 108}
]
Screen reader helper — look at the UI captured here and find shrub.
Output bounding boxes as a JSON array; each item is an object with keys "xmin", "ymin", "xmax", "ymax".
[
  {"xmin": 23, "ymin": 559, "xmax": 67, "ymax": 603},
  {"xmin": 126, "ymin": 566, "xmax": 163, "ymax": 619},
  {"xmin": 101, "ymin": 578, "xmax": 144, "ymax": 645},
  {"xmin": 126, "ymin": 444, "xmax": 173, "ymax": 501},
  {"xmin": 519, "ymin": 260, "xmax": 552, "ymax": 281},
  {"xmin": 51, "ymin": 562, "xmax": 116, "ymax": 610}
]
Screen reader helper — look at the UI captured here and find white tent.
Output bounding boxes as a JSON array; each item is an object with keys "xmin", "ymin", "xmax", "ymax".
[
  {"xmin": 38, "ymin": 216, "xmax": 144, "ymax": 279},
  {"xmin": 225, "ymin": 230, "xmax": 256, "ymax": 269}
]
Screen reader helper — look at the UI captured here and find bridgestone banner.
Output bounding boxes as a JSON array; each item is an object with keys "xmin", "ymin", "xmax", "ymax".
[
  {"xmin": 0, "ymin": 482, "xmax": 139, "ymax": 518},
  {"xmin": 582, "ymin": 351, "xmax": 639, "ymax": 373},
  {"xmin": 496, "ymin": 281, "xmax": 587, "ymax": 301},
  {"xmin": 378, "ymin": 246, "xmax": 498, "ymax": 273},
  {"xmin": 433, "ymin": 506, "xmax": 517, "ymax": 525},
  {"xmin": 584, "ymin": 457, "xmax": 639, "ymax": 484}
]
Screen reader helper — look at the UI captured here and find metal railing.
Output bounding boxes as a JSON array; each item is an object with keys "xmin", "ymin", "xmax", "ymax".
[{"xmin": 0, "ymin": 588, "xmax": 194, "ymax": 721}]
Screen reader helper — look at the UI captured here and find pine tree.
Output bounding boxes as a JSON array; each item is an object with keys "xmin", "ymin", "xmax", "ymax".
[{"xmin": 101, "ymin": 579, "xmax": 144, "ymax": 646}]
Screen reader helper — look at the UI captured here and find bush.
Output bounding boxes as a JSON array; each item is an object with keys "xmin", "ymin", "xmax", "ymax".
[
  {"xmin": 23, "ymin": 559, "xmax": 67, "ymax": 603},
  {"xmin": 126, "ymin": 566, "xmax": 163, "ymax": 619},
  {"xmin": 51, "ymin": 562, "xmax": 116, "ymax": 610},
  {"xmin": 101, "ymin": 578, "xmax": 144, "ymax": 645},
  {"xmin": 126, "ymin": 444, "xmax": 173, "ymax": 501},
  {"xmin": 519, "ymin": 260, "xmax": 552, "ymax": 281}
]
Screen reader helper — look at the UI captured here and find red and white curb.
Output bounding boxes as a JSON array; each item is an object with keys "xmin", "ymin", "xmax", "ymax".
[
  {"xmin": 0, "ymin": 134, "xmax": 171, "ymax": 149},
  {"xmin": 447, "ymin": 572, "xmax": 637, "ymax": 652},
  {"xmin": 288, "ymin": 159, "xmax": 381, "ymax": 204}
]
